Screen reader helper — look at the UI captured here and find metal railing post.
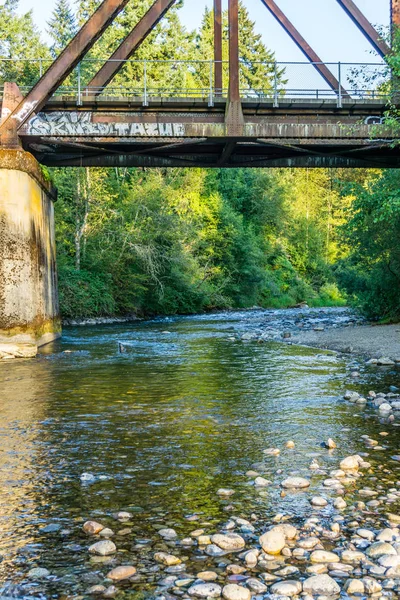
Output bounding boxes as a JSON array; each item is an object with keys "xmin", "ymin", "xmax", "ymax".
[
  {"xmin": 39, "ymin": 58, "xmax": 43, "ymax": 78},
  {"xmin": 337, "ymin": 61, "xmax": 342, "ymax": 108},
  {"xmin": 273, "ymin": 61, "xmax": 279, "ymax": 107},
  {"xmin": 77, "ymin": 62, "xmax": 82, "ymax": 106},
  {"xmin": 143, "ymin": 60, "xmax": 148, "ymax": 106},
  {"xmin": 209, "ymin": 60, "xmax": 214, "ymax": 106}
]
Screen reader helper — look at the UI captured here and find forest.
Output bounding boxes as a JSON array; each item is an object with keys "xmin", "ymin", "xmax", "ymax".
[{"xmin": 1, "ymin": 0, "xmax": 400, "ymax": 320}]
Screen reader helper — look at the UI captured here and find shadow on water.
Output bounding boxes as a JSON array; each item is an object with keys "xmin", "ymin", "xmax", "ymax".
[{"xmin": 0, "ymin": 308, "xmax": 400, "ymax": 595}]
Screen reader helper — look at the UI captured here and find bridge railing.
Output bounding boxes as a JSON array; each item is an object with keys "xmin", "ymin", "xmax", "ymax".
[{"xmin": 0, "ymin": 58, "xmax": 391, "ymax": 107}]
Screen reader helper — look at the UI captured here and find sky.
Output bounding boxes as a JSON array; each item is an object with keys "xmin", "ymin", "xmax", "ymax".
[{"xmin": 17, "ymin": 0, "xmax": 390, "ymax": 64}]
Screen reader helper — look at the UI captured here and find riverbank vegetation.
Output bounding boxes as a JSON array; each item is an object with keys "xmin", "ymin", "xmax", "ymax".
[{"xmin": 2, "ymin": 0, "xmax": 399, "ymax": 319}]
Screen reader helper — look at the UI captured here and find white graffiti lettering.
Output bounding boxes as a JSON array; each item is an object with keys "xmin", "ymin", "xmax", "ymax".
[
  {"xmin": 26, "ymin": 112, "xmax": 186, "ymax": 137},
  {"xmin": 364, "ymin": 115, "xmax": 385, "ymax": 125},
  {"xmin": 12, "ymin": 100, "xmax": 38, "ymax": 123}
]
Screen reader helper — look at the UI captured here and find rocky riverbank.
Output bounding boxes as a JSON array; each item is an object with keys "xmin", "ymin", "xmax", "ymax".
[
  {"xmin": 14, "ymin": 385, "xmax": 400, "ymax": 600},
  {"xmin": 290, "ymin": 323, "xmax": 400, "ymax": 362},
  {"xmin": 228, "ymin": 306, "xmax": 400, "ymax": 363}
]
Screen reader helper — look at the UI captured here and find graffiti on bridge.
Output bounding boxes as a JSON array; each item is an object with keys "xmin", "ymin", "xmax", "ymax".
[{"xmin": 26, "ymin": 112, "xmax": 187, "ymax": 137}]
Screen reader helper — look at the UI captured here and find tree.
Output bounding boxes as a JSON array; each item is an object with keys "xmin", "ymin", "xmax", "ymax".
[
  {"xmin": 47, "ymin": 0, "xmax": 77, "ymax": 58},
  {"xmin": 336, "ymin": 169, "xmax": 400, "ymax": 320},
  {"xmin": 0, "ymin": 0, "xmax": 51, "ymax": 86},
  {"xmin": 194, "ymin": 1, "xmax": 284, "ymax": 95}
]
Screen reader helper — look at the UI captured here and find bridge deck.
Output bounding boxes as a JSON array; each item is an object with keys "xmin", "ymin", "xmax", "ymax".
[{"xmin": 17, "ymin": 97, "xmax": 398, "ymax": 168}]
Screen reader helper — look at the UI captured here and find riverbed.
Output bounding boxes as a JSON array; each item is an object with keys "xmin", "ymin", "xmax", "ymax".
[{"xmin": 1, "ymin": 308, "xmax": 400, "ymax": 598}]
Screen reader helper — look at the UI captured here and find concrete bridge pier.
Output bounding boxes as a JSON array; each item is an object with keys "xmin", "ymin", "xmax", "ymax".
[{"xmin": 0, "ymin": 149, "xmax": 61, "ymax": 348}]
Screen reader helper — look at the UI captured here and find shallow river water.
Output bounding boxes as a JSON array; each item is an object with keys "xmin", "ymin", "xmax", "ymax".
[{"xmin": 1, "ymin": 308, "xmax": 400, "ymax": 598}]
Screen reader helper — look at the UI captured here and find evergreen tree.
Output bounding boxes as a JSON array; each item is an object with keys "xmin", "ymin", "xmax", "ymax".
[
  {"xmin": 194, "ymin": 1, "xmax": 284, "ymax": 95},
  {"xmin": 47, "ymin": 0, "xmax": 77, "ymax": 58},
  {"xmin": 0, "ymin": 0, "xmax": 51, "ymax": 85}
]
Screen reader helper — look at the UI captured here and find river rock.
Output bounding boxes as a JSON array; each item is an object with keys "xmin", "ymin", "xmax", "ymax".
[
  {"xmin": 378, "ymin": 554, "xmax": 400, "ymax": 568},
  {"xmin": 0, "ymin": 343, "xmax": 37, "ymax": 360},
  {"xmin": 188, "ymin": 583, "xmax": 222, "ymax": 598},
  {"xmin": 281, "ymin": 477, "xmax": 310, "ymax": 489},
  {"xmin": 344, "ymin": 579, "xmax": 364, "ymax": 594},
  {"xmin": 340, "ymin": 455, "xmax": 360, "ymax": 470},
  {"xmin": 211, "ymin": 533, "xmax": 245, "ymax": 552},
  {"xmin": 88, "ymin": 540, "xmax": 117, "ymax": 556},
  {"xmin": 222, "ymin": 584, "xmax": 250, "ymax": 600},
  {"xmin": 259, "ymin": 527, "xmax": 286, "ymax": 554},
  {"xmin": 197, "ymin": 571, "xmax": 218, "ymax": 581},
  {"xmin": 334, "ymin": 497, "xmax": 347, "ymax": 509},
  {"xmin": 27, "ymin": 567, "xmax": 50, "ymax": 579},
  {"xmin": 159, "ymin": 528, "xmax": 178, "ymax": 539},
  {"xmin": 217, "ymin": 489, "xmax": 235, "ymax": 496},
  {"xmin": 270, "ymin": 580, "xmax": 302, "ymax": 596},
  {"xmin": 311, "ymin": 496, "xmax": 328, "ymax": 507},
  {"xmin": 274, "ymin": 523, "xmax": 297, "ymax": 539},
  {"xmin": 303, "ymin": 574, "xmax": 341, "ymax": 595},
  {"xmin": 106, "ymin": 566, "xmax": 136, "ymax": 581},
  {"xmin": 363, "ymin": 577, "xmax": 382, "ymax": 594},
  {"xmin": 341, "ymin": 550, "xmax": 366, "ymax": 563},
  {"xmin": 254, "ymin": 476, "xmax": 271, "ymax": 486},
  {"xmin": 379, "ymin": 403, "xmax": 392, "ymax": 412},
  {"xmin": 376, "ymin": 528, "xmax": 398, "ymax": 542},
  {"xmin": 246, "ymin": 578, "xmax": 267, "ymax": 593},
  {"xmin": 154, "ymin": 552, "xmax": 182, "ymax": 565},
  {"xmin": 310, "ymin": 550, "xmax": 340, "ymax": 563},
  {"xmin": 367, "ymin": 542, "xmax": 396, "ymax": 558},
  {"xmin": 88, "ymin": 585, "xmax": 106, "ymax": 595}
]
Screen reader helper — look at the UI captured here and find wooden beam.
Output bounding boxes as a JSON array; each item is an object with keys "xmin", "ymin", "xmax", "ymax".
[
  {"xmin": 0, "ymin": 0, "xmax": 130, "ymax": 143},
  {"xmin": 260, "ymin": 0, "xmax": 349, "ymax": 97},
  {"xmin": 86, "ymin": 0, "xmax": 177, "ymax": 95}
]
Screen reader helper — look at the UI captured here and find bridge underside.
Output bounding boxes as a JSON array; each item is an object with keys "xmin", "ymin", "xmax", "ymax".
[{"xmin": 19, "ymin": 98, "xmax": 400, "ymax": 169}]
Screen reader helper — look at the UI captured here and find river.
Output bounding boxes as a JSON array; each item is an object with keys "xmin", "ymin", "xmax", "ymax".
[{"xmin": 1, "ymin": 308, "xmax": 400, "ymax": 598}]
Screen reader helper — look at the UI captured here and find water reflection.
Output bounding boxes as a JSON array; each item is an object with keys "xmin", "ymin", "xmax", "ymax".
[{"xmin": 0, "ymin": 309, "xmax": 399, "ymax": 593}]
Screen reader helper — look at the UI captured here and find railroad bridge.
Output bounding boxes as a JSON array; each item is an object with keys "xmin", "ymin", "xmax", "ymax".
[{"xmin": 0, "ymin": 0, "xmax": 399, "ymax": 346}]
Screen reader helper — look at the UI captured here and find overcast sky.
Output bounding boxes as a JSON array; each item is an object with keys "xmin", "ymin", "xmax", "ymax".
[{"xmin": 17, "ymin": 0, "xmax": 389, "ymax": 63}]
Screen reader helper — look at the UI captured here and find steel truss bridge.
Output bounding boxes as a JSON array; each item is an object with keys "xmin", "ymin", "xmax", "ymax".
[{"xmin": 1, "ymin": 0, "xmax": 400, "ymax": 168}]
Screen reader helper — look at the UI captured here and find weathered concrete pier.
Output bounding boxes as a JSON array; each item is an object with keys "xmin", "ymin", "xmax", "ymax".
[{"xmin": 0, "ymin": 149, "xmax": 60, "ymax": 347}]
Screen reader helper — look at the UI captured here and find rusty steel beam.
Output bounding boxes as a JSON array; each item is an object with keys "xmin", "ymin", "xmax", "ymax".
[
  {"xmin": 336, "ymin": 0, "xmax": 390, "ymax": 57},
  {"xmin": 392, "ymin": 0, "xmax": 400, "ymax": 39},
  {"xmin": 87, "ymin": 0, "xmax": 176, "ymax": 95},
  {"xmin": 0, "ymin": 0, "xmax": 130, "ymax": 142},
  {"xmin": 228, "ymin": 0, "xmax": 240, "ymax": 102},
  {"xmin": 260, "ymin": 0, "xmax": 349, "ymax": 97},
  {"xmin": 214, "ymin": 0, "xmax": 223, "ymax": 95}
]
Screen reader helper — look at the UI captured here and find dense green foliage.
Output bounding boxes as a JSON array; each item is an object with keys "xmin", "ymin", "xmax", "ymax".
[
  {"xmin": 5, "ymin": 1, "xmax": 400, "ymax": 321},
  {"xmin": 335, "ymin": 170, "xmax": 400, "ymax": 320},
  {"xmin": 52, "ymin": 165, "xmax": 346, "ymax": 318}
]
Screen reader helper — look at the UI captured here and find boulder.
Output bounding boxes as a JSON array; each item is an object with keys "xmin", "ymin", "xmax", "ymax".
[
  {"xmin": 211, "ymin": 533, "xmax": 245, "ymax": 552},
  {"xmin": 259, "ymin": 527, "xmax": 286, "ymax": 554},
  {"xmin": 222, "ymin": 584, "xmax": 250, "ymax": 600},
  {"xmin": 188, "ymin": 583, "xmax": 222, "ymax": 598},
  {"xmin": 106, "ymin": 566, "xmax": 136, "ymax": 581},
  {"xmin": 281, "ymin": 477, "xmax": 310, "ymax": 489},
  {"xmin": 303, "ymin": 574, "xmax": 341, "ymax": 596},
  {"xmin": 88, "ymin": 540, "xmax": 116, "ymax": 556}
]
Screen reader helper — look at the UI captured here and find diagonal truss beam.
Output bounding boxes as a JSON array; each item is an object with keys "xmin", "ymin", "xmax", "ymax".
[
  {"xmin": 86, "ymin": 0, "xmax": 177, "ymax": 95},
  {"xmin": 336, "ymin": 0, "xmax": 390, "ymax": 57},
  {"xmin": 260, "ymin": 0, "xmax": 349, "ymax": 97},
  {"xmin": 0, "ymin": 0, "xmax": 130, "ymax": 140},
  {"xmin": 393, "ymin": 0, "xmax": 400, "ymax": 33}
]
